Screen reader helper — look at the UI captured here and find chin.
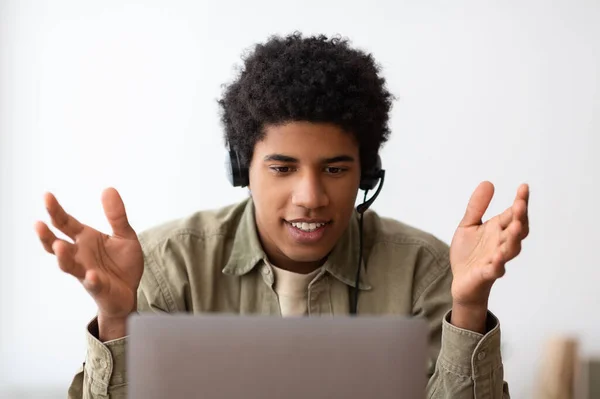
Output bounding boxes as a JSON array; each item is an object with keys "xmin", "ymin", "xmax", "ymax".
[{"xmin": 283, "ymin": 247, "xmax": 329, "ymax": 263}]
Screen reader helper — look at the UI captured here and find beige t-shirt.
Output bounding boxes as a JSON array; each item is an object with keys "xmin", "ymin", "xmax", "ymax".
[{"xmin": 270, "ymin": 264, "xmax": 322, "ymax": 317}]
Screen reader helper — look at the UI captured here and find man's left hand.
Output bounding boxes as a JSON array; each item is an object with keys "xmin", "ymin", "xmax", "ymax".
[{"xmin": 448, "ymin": 181, "xmax": 529, "ymax": 332}]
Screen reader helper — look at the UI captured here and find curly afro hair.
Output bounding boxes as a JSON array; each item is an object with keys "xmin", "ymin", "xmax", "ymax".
[{"xmin": 218, "ymin": 32, "xmax": 394, "ymax": 174}]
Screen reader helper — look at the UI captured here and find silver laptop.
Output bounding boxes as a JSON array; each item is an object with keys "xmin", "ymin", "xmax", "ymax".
[{"xmin": 127, "ymin": 314, "xmax": 428, "ymax": 399}]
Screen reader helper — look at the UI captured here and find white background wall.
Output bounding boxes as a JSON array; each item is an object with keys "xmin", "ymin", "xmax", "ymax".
[{"xmin": 1, "ymin": 0, "xmax": 599, "ymax": 397}]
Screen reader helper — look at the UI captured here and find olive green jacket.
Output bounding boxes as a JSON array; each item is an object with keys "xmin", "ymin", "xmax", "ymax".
[{"xmin": 68, "ymin": 198, "xmax": 509, "ymax": 398}]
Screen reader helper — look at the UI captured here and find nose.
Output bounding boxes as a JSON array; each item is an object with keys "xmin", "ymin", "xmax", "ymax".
[{"xmin": 291, "ymin": 171, "xmax": 330, "ymax": 210}]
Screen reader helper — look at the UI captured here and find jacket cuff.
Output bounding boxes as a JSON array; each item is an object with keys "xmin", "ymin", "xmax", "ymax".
[
  {"xmin": 438, "ymin": 309, "xmax": 503, "ymax": 378},
  {"xmin": 84, "ymin": 317, "xmax": 129, "ymax": 395}
]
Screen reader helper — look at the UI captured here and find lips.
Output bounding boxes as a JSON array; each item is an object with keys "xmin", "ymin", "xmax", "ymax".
[{"xmin": 285, "ymin": 220, "xmax": 330, "ymax": 244}]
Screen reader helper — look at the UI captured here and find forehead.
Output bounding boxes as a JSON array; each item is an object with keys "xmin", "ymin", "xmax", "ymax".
[{"xmin": 256, "ymin": 122, "xmax": 359, "ymax": 155}]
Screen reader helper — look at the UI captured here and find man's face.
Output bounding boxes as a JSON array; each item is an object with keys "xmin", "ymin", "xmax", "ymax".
[{"xmin": 248, "ymin": 121, "xmax": 361, "ymax": 272}]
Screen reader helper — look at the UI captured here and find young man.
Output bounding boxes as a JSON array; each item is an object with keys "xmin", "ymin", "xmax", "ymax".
[{"xmin": 36, "ymin": 33, "xmax": 529, "ymax": 398}]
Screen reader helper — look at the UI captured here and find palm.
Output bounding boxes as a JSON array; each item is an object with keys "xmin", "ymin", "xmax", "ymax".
[
  {"xmin": 72, "ymin": 225, "xmax": 143, "ymax": 317},
  {"xmin": 449, "ymin": 181, "xmax": 529, "ymax": 307},
  {"xmin": 450, "ymin": 217, "xmax": 503, "ymax": 305},
  {"xmin": 36, "ymin": 188, "xmax": 144, "ymax": 319}
]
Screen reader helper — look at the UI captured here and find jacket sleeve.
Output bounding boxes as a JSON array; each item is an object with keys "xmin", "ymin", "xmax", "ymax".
[
  {"xmin": 67, "ymin": 243, "xmax": 175, "ymax": 399},
  {"xmin": 67, "ymin": 320, "xmax": 128, "ymax": 399},
  {"xmin": 415, "ymin": 263, "xmax": 510, "ymax": 399}
]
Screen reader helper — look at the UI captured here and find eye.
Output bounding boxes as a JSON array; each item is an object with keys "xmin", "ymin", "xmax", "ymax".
[
  {"xmin": 270, "ymin": 166, "xmax": 294, "ymax": 174},
  {"xmin": 325, "ymin": 167, "xmax": 346, "ymax": 175}
]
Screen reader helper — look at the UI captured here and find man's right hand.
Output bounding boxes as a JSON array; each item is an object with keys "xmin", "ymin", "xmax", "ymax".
[{"xmin": 35, "ymin": 187, "xmax": 144, "ymax": 341}]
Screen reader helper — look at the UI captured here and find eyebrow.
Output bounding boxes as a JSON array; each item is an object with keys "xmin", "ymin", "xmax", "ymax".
[{"xmin": 263, "ymin": 154, "xmax": 356, "ymax": 164}]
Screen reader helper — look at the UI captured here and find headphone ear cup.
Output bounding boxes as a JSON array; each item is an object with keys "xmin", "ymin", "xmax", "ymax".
[
  {"xmin": 359, "ymin": 155, "xmax": 383, "ymax": 191},
  {"xmin": 225, "ymin": 150, "xmax": 249, "ymax": 187},
  {"xmin": 225, "ymin": 151, "xmax": 236, "ymax": 186},
  {"xmin": 359, "ymin": 175, "xmax": 378, "ymax": 191}
]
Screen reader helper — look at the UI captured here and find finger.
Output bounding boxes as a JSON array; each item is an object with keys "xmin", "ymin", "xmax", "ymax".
[
  {"xmin": 502, "ymin": 236, "xmax": 522, "ymax": 262},
  {"xmin": 516, "ymin": 183, "xmax": 529, "ymax": 206},
  {"xmin": 500, "ymin": 221, "xmax": 523, "ymax": 259},
  {"xmin": 53, "ymin": 240, "xmax": 86, "ymax": 279},
  {"xmin": 459, "ymin": 181, "xmax": 495, "ymax": 228},
  {"xmin": 512, "ymin": 198, "xmax": 529, "ymax": 239},
  {"xmin": 82, "ymin": 269, "xmax": 107, "ymax": 296},
  {"xmin": 521, "ymin": 221, "xmax": 529, "ymax": 240},
  {"xmin": 498, "ymin": 206, "xmax": 513, "ymax": 229},
  {"xmin": 483, "ymin": 252, "xmax": 506, "ymax": 280},
  {"xmin": 514, "ymin": 183, "xmax": 529, "ymax": 232},
  {"xmin": 512, "ymin": 199, "xmax": 527, "ymax": 221},
  {"xmin": 44, "ymin": 192, "xmax": 85, "ymax": 239},
  {"xmin": 35, "ymin": 221, "xmax": 61, "ymax": 254},
  {"xmin": 501, "ymin": 219, "xmax": 523, "ymax": 243},
  {"xmin": 101, "ymin": 188, "xmax": 137, "ymax": 239}
]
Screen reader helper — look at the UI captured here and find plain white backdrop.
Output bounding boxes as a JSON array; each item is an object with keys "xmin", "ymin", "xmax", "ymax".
[{"xmin": 1, "ymin": 0, "xmax": 599, "ymax": 397}]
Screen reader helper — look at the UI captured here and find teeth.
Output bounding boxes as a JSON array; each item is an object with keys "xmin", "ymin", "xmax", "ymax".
[{"xmin": 291, "ymin": 222, "xmax": 326, "ymax": 231}]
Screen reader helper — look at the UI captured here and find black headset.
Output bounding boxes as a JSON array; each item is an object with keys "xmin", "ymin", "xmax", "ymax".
[
  {"xmin": 225, "ymin": 148, "xmax": 385, "ymax": 315},
  {"xmin": 225, "ymin": 149, "xmax": 250, "ymax": 188}
]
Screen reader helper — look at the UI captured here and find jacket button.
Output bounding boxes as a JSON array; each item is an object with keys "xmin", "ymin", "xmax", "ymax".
[{"xmin": 477, "ymin": 351, "xmax": 486, "ymax": 361}]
